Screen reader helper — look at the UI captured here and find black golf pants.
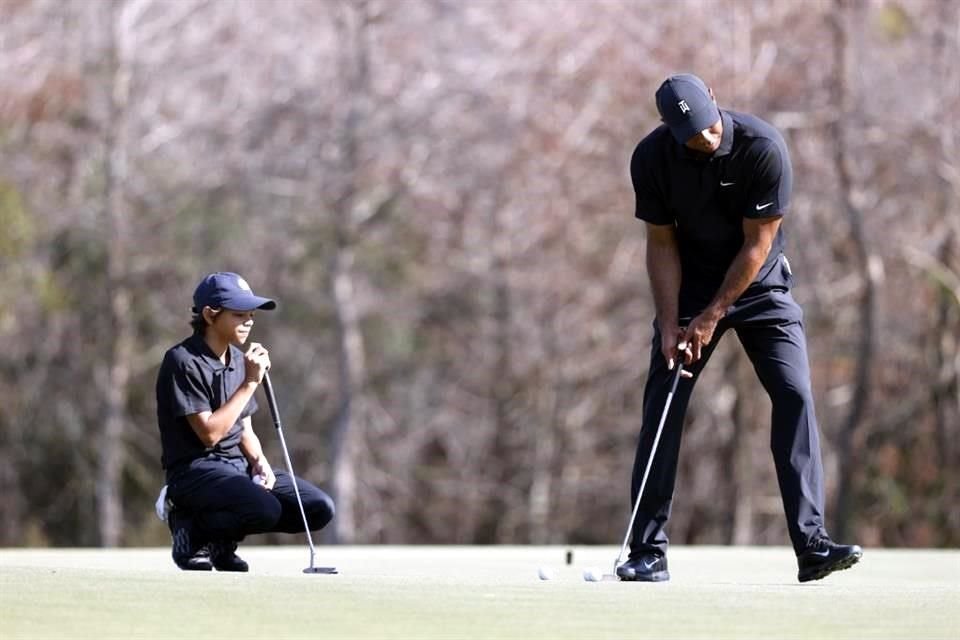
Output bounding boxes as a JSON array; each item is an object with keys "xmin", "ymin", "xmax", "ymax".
[
  {"xmin": 168, "ymin": 457, "xmax": 335, "ymax": 544},
  {"xmin": 628, "ymin": 288, "xmax": 827, "ymax": 558}
]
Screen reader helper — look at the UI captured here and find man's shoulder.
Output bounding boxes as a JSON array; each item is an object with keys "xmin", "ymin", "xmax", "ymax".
[
  {"xmin": 729, "ymin": 110, "xmax": 786, "ymax": 148},
  {"xmin": 632, "ymin": 124, "xmax": 671, "ymax": 164}
]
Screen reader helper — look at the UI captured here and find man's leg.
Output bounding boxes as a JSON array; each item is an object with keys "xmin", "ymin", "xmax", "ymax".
[
  {"xmin": 734, "ymin": 291, "xmax": 861, "ymax": 581},
  {"xmin": 733, "ymin": 293, "xmax": 827, "ymax": 553},
  {"xmin": 268, "ymin": 470, "xmax": 335, "ymax": 534},
  {"xmin": 623, "ymin": 324, "xmax": 725, "ymax": 567}
]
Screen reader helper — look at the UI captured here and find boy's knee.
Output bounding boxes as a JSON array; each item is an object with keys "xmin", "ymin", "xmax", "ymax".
[
  {"xmin": 246, "ymin": 495, "xmax": 283, "ymax": 532},
  {"xmin": 307, "ymin": 493, "xmax": 335, "ymax": 530}
]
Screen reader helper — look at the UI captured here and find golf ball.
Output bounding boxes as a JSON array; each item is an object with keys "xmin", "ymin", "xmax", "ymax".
[
  {"xmin": 537, "ymin": 566, "xmax": 554, "ymax": 581},
  {"xmin": 583, "ymin": 567, "xmax": 603, "ymax": 582}
]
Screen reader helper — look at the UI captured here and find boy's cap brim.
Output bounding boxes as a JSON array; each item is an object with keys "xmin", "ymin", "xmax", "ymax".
[{"xmin": 192, "ymin": 294, "xmax": 276, "ymax": 313}]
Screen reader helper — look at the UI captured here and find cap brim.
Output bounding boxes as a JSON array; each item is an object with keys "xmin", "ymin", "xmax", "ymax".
[
  {"xmin": 220, "ymin": 294, "xmax": 277, "ymax": 311},
  {"xmin": 667, "ymin": 104, "xmax": 720, "ymax": 144}
]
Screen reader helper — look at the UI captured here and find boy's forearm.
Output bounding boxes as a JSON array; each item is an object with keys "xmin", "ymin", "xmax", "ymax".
[
  {"xmin": 192, "ymin": 381, "xmax": 259, "ymax": 446},
  {"xmin": 240, "ymin": 425, "xmax": 267, "ymax": 466}
]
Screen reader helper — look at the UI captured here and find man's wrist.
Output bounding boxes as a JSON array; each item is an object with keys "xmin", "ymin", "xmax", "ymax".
[
  {"xmin": 703, "ymin": 304, "xmax": 726, "ymax": 323},
  {"xmin": 657, "ymin": 315, "xmax": 680, "ymax": 332}
]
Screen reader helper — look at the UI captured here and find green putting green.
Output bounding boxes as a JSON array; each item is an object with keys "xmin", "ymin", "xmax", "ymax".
[{"xmin": 1, "ymin": 546, "xmax": 957, "ymax": 639}]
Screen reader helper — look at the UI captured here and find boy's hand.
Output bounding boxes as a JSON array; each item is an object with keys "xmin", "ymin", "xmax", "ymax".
[
  {"xmin": 251, "ymin": 457, "xmax": 276, "ymax": 491},
  {"xmin": 244, "ymin": 343, "xmax": 271, "ymax": 384}
]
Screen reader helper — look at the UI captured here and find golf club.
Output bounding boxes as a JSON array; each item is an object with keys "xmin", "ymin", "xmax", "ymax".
[
  {"xmin": 611, "ymin": 356, "xmax": 686, "ymax": 579},
  {"xmin": 262, "ymin": 371, "xmax": 338, "ymax": 575}
]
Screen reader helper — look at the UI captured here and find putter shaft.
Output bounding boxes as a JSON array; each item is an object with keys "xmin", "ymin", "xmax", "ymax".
[
  {"xmin": 613, "ymin": 362, "xmax": 684, "ymax": 575},
  {"xmin": 263, "ymin": 372, "xmax": 337, "ymax": 575}
]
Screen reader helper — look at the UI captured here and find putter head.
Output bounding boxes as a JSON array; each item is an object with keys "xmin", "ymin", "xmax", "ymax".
[{"xmin": 304, "ymin": 566, "xmax": 338, "ymax": 574}]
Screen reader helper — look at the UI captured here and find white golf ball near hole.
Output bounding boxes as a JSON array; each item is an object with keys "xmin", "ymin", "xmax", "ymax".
[
  {"xmin": 582, "ymin": 567, "xmax": 603, "ymax": 582},
  {"xmin": 537, "ymin": 566, "xmax": 554, "ymax": 581}
]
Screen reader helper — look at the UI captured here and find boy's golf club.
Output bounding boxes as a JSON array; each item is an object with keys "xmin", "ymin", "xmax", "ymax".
[
  {"xmin": 610, "ymin": 355, "xmax": 686, "ymax": 580},
  {"xmin": 262, "ymin": 371, "xmax": 338, "ymax": 575}
]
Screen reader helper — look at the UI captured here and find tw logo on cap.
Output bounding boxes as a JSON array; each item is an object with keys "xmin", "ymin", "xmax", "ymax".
[{"xmin": 655, "ymin": 73, "xmax": 721, "ymax": 144}]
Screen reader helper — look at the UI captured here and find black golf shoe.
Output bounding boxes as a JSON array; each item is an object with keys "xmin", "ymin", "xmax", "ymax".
[
  {"xmin": 797, "ymin": 537, "xmax": 862, "ymax": 582},
  {"xmin": 616, "ymin": 553, "xmax": 669, "ymax": 582},
  {"xmin": 209, "ymin": 541, "xmax": 249, "ymax": 572},
  {"xmin": 168, "ymin": 509, "xmax": 212, "ymax": 571}
]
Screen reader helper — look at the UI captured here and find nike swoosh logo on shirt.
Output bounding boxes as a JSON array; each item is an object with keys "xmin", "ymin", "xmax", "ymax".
[
  {"xmin": 756, "ymin": 202, "xmax": 774, "ymax": 210},
  {"xmin": 720, "ymin": 181, "xmax": 735, "ymax": 186}
]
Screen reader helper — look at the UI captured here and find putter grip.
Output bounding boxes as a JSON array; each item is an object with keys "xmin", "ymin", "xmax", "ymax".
[
  {"xmin": 262, "ymin": 372, "xmax": 283, "ymax": 431},
  {"xmin": 669, "ymin": 362, "xmax": 684, "ymax": 394}
]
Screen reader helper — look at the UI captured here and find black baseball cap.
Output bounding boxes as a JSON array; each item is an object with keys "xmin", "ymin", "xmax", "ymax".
[
  {"xmin": 655, "ymin": 74, "xmax": 721, "ymax": 144},
  {"xmin": 192, "ymin": 272, "xmax": 276, "ymax": 312}
]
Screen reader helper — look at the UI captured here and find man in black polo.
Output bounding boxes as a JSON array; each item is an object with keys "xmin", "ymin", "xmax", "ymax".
[
  {"xmin": 617, "ymin": 74, "xmax": 862, "ymax": 583},
  {"xmin": 156, "ymin": 272, "xmax": 335, "ymax": 571}
]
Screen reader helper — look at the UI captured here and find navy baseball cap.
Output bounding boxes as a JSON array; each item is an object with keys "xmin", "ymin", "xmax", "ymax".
[
  {"xmin": 655, "ymin": 74, "xmax": 721, "ymax": 144},
  {"xmin": 192, "ymin": 272, "xmax": 276, "ymax": 312}
]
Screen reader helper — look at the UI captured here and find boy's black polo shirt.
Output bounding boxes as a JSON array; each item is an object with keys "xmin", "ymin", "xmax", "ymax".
[
  {"xmin": 631, "ymin": 109, "xmax": 793, "ymax": 313},
  {"xmin": 156, "ymin": 334, "xmax": 258, "ymax": 476}
]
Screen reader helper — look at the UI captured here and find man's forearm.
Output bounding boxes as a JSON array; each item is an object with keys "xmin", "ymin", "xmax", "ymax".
[
  {"xmin": 647, "ymin": 240, "xmax": 682, "ymax": 329},
  {"xmin": 703, "ymin": 243, "xmax": 769, "ymax": 321}
]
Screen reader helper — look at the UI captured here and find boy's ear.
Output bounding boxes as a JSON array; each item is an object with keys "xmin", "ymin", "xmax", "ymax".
[{"xmin": 201, "ymin": 306, "xmax": 219, "ymax": 326}]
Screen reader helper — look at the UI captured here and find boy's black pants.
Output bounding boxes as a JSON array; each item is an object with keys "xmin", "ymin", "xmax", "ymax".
[{"xmin": 168, "ymin": 457, "xmax": 334, "ymax": 543}]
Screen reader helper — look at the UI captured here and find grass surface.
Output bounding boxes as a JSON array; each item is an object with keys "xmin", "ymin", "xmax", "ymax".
[{"xmin": 1, "ymin": 545, "xmax": 957, "ymax": 639}]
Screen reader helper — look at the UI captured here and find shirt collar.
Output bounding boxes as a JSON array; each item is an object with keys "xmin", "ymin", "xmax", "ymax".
[
  {"xmin": 715, "ymin": 109, "xmax": 734, "ymax": 157},
  {"xmin": 187, "ymin": 334, "xmax": 235, "ymax": 372}
]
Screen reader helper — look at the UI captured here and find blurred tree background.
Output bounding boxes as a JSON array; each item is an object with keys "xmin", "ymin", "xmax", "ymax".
[{"xmin": 0, "ymin": 0, "xmax": 957, "ymax": 549}]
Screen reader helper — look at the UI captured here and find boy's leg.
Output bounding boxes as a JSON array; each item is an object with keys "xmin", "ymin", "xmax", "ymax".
[
  {"xmin": 171, "ymin": 459, "xmax": 284, "ymax": 540},
  {"xmin": 168, "ymin": 459, "xmax": 284, "ymax": 571},
  {"xmin": 166, "ymin": 506, "xmax": 211, "ymax": 571},
  {"xmin": 268, "ymin": 470, "xmax": 335, "ymax": 534}
]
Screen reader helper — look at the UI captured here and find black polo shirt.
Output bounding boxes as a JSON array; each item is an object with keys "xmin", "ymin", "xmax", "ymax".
[
  {"xmin": 631, "ymin": 109, "xmax": 793, "ymax": 312},
  {"xmin": 156, "ymin": 334, "xmax": 258, "ymax": 474}
]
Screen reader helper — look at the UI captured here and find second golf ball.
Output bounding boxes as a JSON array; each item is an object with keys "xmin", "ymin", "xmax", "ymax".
[
  {"xmin": 537, "ymin": 566, "xmax": 554, "ymax": 580},
  {"xmin": 582, "ymin": 567, "xmax": 603, "ymax": 582}
]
